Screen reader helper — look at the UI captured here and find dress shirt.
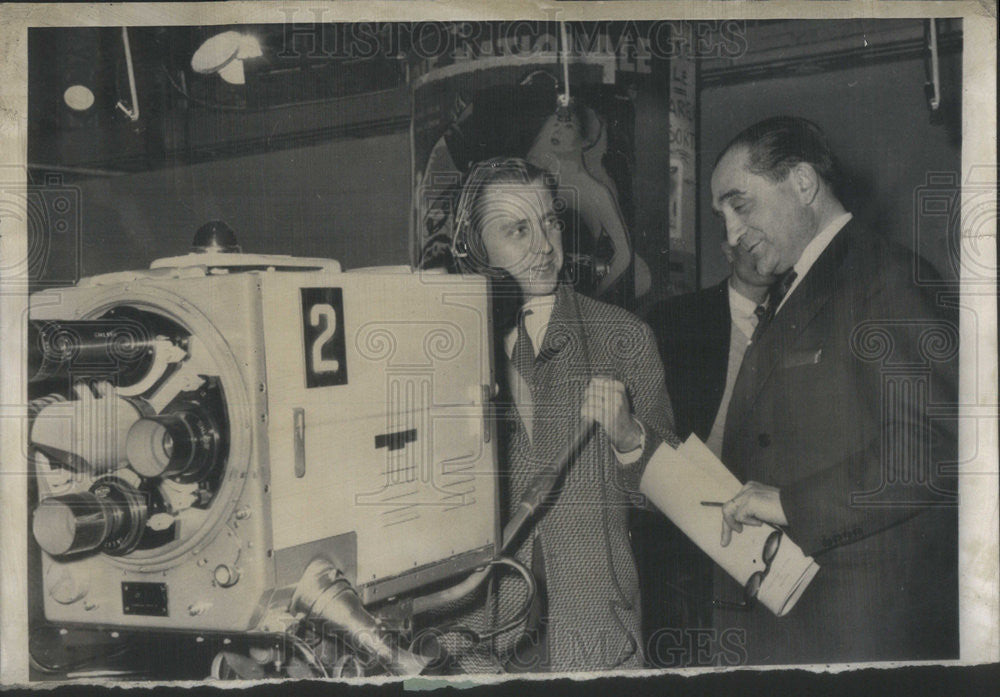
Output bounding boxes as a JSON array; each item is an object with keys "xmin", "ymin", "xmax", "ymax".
[
  {"xmin": 503, "ymin": 295, "xmax": 556, "ymax": 359},
  {"xmin": 728, "ymin": 282, "xmax": 762, "ymax": 342},
  {"xmin": 705, "ymin": 282, "xmax": 761, "ymax": 457}
]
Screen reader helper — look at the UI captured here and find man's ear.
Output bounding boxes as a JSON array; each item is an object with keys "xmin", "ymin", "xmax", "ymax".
[
  {"xmin": 721, "ymin": 242, "xmax": 736, "ymax": 265},
  {"xmin": 790, "ymin": 162, "xmax": 821, "ymax": 206}
]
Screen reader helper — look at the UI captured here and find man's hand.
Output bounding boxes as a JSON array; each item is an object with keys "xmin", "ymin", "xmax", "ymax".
[
  {"xmin": 580, "ymin": 376, "xmax": 642, "ymax": 453},
  {"xmin": 720, "ymin": 481, "xmax": 788, "ymax": 547}
]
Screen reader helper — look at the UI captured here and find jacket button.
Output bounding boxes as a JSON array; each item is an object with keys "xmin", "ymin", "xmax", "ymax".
[{"xmin": 757, "ymin": 433, "xmax": 771, "ymax": 448}]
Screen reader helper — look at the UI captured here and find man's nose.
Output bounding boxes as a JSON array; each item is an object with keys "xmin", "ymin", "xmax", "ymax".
[
  {"xmin": 532, "ymin": 226, "xmax": 554, "ymax": 255},
  {"xmin": 723, "ymin": 213, "xmax": 743, "ymax": 247}
]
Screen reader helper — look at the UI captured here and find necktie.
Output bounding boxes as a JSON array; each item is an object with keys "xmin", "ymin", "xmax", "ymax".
[
  {"xmin": 511, "ymin": 309, "xmax": 536, "ymax": 383},
  {"xmin": 508, "ymin": 310, "xmax": 550, "ymax": 664},
  {"xmin": 757, "ymin": 269, "xmax": 798, "ymax": 332}
]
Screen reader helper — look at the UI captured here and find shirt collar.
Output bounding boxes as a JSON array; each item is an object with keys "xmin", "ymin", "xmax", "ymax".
[
  {"xmin": 777, "ymin": 212, "xmax": 853, "ymax": 314},
  {"xmin": 728, "ymin": 282, "xmax": 762, "ymax": 340},
  {"xmin": 505, "ymin": 293, "xmax": 557, "ymax": 357},
  {"xmin": 728, "ymin": 282, "xmax": 760, "ymax": 317}
]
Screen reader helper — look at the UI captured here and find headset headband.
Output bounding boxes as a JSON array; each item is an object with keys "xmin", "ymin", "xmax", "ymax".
[{"xmin": 450, "ymin": 158, "xmax": 509, "ymax": 269}]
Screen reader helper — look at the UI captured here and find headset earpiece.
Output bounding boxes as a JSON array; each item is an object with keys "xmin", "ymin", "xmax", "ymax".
[
  {"xmin": 449, "ymin": 157, "xmax": 526, "ymax": 276},
  {"xmin": 450, "ymin": 193, "xmax": 472, "ymax": 262},
  {"xmin": 452, "ymin": 224, "xmax": 470, "ymax": 259}
]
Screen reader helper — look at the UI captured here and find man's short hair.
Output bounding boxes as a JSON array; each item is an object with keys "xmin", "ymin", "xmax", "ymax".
[{"xmin": 717, "ymin": 116, "xmax": 843, "ymax": 194}]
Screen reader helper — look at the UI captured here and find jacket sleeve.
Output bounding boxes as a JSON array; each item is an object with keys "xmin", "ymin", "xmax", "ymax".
[
  {"xmin": 614, "ymin": 317, "xmax": 677, "ymax": 491},
  {"xmin": 778, "ymin": 273, "xmax": 959, "ymax": 557}
]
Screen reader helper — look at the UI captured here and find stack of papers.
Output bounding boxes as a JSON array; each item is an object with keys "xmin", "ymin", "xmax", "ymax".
[{"xmin": 639, "ymin": 436, "xmax": 820, "ymax": 617}]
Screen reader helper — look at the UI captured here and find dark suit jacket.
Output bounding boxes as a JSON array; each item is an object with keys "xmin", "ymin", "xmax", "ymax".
[
  {"xmin": 716, "ymin": 220, "xmax": 959, "ymax": 664},
  {"xmin": 646, "ymin": 281, "xmax": 731, "ymax": 440}
]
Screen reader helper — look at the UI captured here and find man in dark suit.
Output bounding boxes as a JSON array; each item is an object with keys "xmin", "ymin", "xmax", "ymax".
[
  {"xmin": 710, "ymin": 116, "xmax": 959, "ymax": 664},
  {"xmin": 651, "ymin": 242, "xmax": 776, "ymax": 452},
  {"xmin": 635, "ymin": 241, "xmax": 774, "ymax": 665}
]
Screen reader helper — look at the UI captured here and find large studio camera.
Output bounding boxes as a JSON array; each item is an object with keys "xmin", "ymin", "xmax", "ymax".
[{"xmin": 27, "ymin": 225, "xmax": 501, "ymax": 678}]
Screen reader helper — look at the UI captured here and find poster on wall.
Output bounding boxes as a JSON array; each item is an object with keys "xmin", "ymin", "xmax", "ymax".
[
  {"xmin": 409, "ymin": 21, "xmax": 661, "ymax": 309},
  {"xmin": 668, "ymin": 156, "xmax": 683, "ymax": 242}
]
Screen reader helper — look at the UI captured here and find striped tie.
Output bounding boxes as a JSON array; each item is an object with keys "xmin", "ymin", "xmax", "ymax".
[{"xmin": 758, "ymin": 269, "xmax": 798, "ymax": 331}]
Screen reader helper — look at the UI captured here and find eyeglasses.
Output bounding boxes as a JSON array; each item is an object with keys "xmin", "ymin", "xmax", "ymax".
[{"xmin": 713, "ymin": 528, "xmax": 783, "ymax": 611}]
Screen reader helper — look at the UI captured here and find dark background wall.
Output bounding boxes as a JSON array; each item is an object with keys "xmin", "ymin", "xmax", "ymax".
[
  {"xmin": 53, "ymin": 46, "xmax": 962, "ymax": 290},
  {"xmin": 697, "ymin": 51, "xmax": 962, "ymax": 287},
  {"xmin": 38, "ymin": 132, "xmax": 411, "ymax": 284},
  {"xmin": 33, "ymin": 22, "xmax": 962, "ymax": 294}
]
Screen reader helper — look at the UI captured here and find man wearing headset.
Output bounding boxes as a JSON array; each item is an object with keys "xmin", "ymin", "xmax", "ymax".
[{"xmin": 446, "ymin": 157, "xmax": 674, "ymax": 672}]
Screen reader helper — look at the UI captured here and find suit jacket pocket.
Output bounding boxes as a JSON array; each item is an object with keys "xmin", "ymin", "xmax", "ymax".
[{"xmin": 781, "ymin": 347, "xmax": 823, "ymax": 368}]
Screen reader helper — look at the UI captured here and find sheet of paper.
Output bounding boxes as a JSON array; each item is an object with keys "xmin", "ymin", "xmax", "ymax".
[{"xmin": 639, "ymin": 435, "xmax": 820, "ymax": 617}]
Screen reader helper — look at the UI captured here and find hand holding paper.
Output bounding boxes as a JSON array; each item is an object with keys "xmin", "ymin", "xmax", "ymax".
[
  {"xmin": 639, "ymin": 435, "xmax": 820, "ymax": 617},
  {"xmin": 720, "ymin": 481, "xmax": 788, "ymax": 547}
]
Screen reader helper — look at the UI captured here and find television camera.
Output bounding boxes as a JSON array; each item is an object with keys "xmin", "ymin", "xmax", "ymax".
[{"xmin": 27, "ymin": 224, "xmax": 512, "ymax": 678}]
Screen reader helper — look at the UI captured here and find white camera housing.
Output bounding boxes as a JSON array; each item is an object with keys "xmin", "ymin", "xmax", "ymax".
[{"xmin": 29, "ymin": 253, "xmax": 499, "ymax": 632}]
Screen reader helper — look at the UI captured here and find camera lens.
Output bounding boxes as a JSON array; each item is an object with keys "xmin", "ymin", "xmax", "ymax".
[
  {"xmin": 33, "ymin": 478, "xmax": 149, "ymax": 557},
  {"xmin": 126, "ymin": 406, "xmax": 221, "ymax": 483}
]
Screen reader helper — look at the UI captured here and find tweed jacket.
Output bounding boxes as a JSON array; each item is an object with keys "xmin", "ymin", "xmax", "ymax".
[
  {"xmin": 501, "ymin": 284, "xmax": 673, "ymax": 671},
  {"xmin": 466, "ymin": 283, "xmax": 673, "ymax": 673},
  {"xmin": 714, "ymin": 221, "xmax": 959, "ymax": 664}
]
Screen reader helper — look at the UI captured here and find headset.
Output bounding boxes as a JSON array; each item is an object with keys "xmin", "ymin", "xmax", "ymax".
[{"xmin": 450, "ymin": 157, "xmax": 504, "ymax": 275}]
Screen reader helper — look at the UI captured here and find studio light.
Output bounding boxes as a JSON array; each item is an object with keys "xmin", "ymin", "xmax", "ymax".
[
  {"xmin": 191, "ymin": 31, "xmax": 262, "ymax": 85},
  {"xmin": 57, "ymin": 27, "xmax": 101, "ymax": 121},
  {"xmin": 63, "ymin": 84, "xmax": 95, "ymax": 111}
]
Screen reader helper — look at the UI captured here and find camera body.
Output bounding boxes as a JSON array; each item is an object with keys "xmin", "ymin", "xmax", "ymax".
[{"xmin": 30, "ymin": 253, "xmax": 498, "ymax": 634}]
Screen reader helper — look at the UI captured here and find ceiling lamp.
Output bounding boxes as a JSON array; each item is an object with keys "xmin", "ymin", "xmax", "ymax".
[
  {"xmin": 191, "ymin": 31, "xmax": 262, "ymax": 86},
  {"xmin": 59, "ymin": 28, "xmax": 100, "ymax": 114},
  {"xmin": 63, "ymin": 84, "xmax": 95, "ymax": 111}
]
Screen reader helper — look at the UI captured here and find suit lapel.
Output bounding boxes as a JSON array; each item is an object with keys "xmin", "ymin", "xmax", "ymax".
[
  {"xmin": 536, "ymin": 284, "xmax": 581, "ymax": 365},
  {"xmin": 726, "ymin": 225, "xmax": 853, "ymax": 436},
  {"xmin": 529, "ymin": 285, "xmax": 586, "ymax": 461}
]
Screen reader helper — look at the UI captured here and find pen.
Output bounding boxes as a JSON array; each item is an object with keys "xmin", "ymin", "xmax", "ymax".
[{"xmin": 700, "ymin": 501, "xmax": 725, "ymax": 507}]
